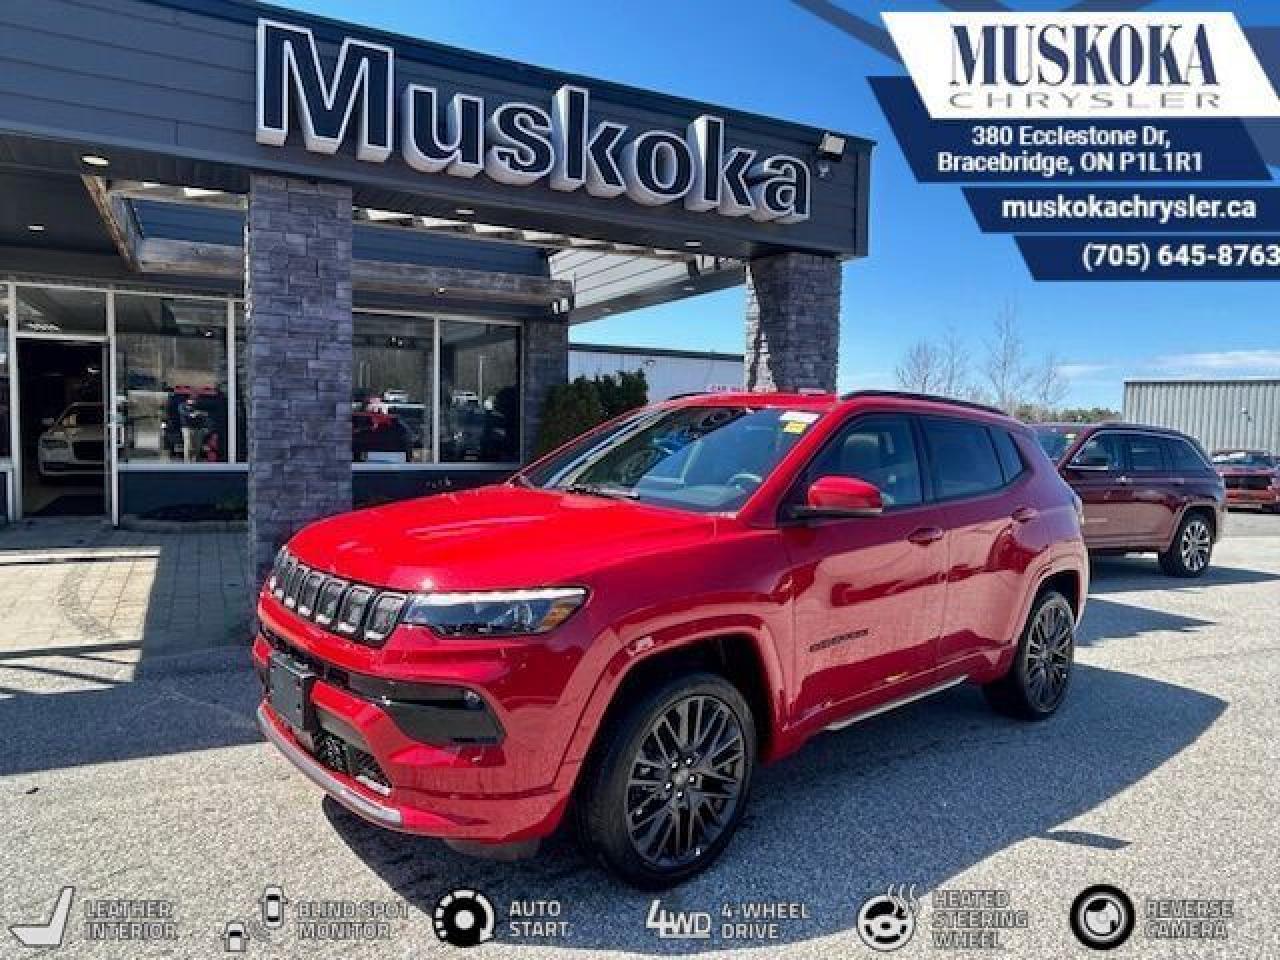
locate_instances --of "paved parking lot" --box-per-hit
[2,513,1278,958]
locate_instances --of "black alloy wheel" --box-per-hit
[577,672,756,889]
[984,590,1075,721]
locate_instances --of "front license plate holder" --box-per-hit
[268,652,316,733]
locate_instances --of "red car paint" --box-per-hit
[256,392,1088,847]
[1211,449,1280,512]
[1033,423,1226,553]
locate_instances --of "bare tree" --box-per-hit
[895,340,944,393]
[936,326,969,397]
[894,304,1074,419]
[1029,350,1069,419]
[896,326,970,397]
[983,302,1031,414]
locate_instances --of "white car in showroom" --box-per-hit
[37,402,105,478]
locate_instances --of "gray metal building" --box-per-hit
[1124,379,1280,453]
[569,343,745,401]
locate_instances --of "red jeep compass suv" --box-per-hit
[1034,423,1225,577]
[255,391,1088,887]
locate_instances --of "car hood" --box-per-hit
[287,484,720,592]
[42,425,103,442]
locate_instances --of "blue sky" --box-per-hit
[285,0,1279,409]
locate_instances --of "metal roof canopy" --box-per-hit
[0,0,872,264]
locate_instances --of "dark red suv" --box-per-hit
[255,391,1087,887]
[1034,423,1225,577]
[1211,449,1280,513]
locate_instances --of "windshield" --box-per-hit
[1033,426,1079,463]
[520,405,822,514]
[59,405,104,427]
[1212,450,1274,467]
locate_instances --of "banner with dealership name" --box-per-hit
[870,9,1280,281]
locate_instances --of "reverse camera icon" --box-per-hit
[9,886,74,949]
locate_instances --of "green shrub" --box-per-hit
[535,370,648,455]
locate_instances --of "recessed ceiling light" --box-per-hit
[684,240,702,248]
[454,207,476,216]
[27,223,45,232]
[80,154,110,168]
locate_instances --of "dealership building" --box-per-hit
[0,0,871,578]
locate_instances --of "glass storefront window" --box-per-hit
[439,320,520,463]
[1,298,8,459]
[235,304,246,462]
[115,295,229,463]
[16,286,106,336]
[353,313,434,463]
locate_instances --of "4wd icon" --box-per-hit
[255,19,812,223]
[645,900,712,940]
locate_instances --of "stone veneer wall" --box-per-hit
[244,174,353,585]
[521,317,570,459]
[745,253,842,392]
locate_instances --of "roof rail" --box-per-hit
[840,389,1008,417]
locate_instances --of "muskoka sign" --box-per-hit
[883,12,1280,119]
[255,19,812,223]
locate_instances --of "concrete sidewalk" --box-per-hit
[0,519,251,685]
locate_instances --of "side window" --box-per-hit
[1126,434,1167,473]
[808,415,923,508]
[922,418,1005,500]
[991,428,1026,483]
[1166,438,1208,473]
[1070,432,1124,470]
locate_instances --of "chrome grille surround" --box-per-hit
[268,550,406,647]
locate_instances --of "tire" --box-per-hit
[1158,511,1214,577]
[575,671,756,889]
[983,590,1075,722]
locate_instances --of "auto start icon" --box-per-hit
[432,889,496,948]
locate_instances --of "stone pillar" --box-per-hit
[744,252,842,392]
[245,175,353,585]
[521,317,570,460]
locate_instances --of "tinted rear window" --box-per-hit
[923,418,1005,499]
[1168,438,1210,472]
[1126,435,1167,473]
[991,429,1026,483]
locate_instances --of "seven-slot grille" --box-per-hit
[269,550,406,647]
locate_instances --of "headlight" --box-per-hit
[267,547,289,594]
[402,587,587,637]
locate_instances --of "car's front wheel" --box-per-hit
[983,590,1075,721]
[576,672,756,889]
[1158,512,1213,577]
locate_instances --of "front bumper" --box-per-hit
[1225,488,1280,508]
[251,597,590,843]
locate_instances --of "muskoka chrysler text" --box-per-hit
[254,391,1088,887]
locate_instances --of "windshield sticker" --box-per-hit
[783,420,810,434]
[780,411,821,424]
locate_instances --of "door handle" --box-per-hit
[906,526,945,546]
[1011,506,1038,523]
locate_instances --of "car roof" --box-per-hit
[662,389,1021,424]
[1036,421,1195,440]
